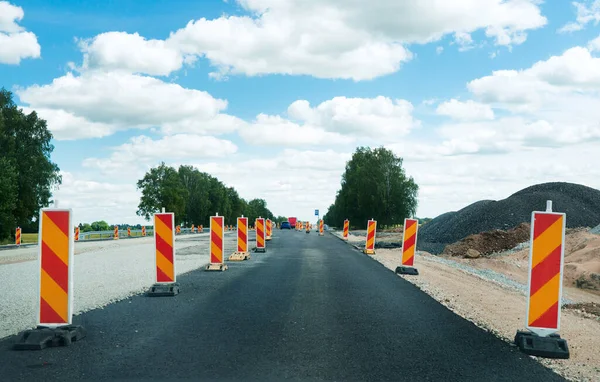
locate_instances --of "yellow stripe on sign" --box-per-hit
[155,216,173,247]
[211,242,222,260]
[42,213,69,265]
[367,237,374,248]
[405,222,417,240]
[156,249,174,280]
[403,244,415,257]
[212,220,223,240]
[40,269,68,322]
[528,273,561,325]
[531,217,563,268]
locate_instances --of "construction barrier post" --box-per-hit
[256,217,266,252]
[319,219,324,236]
[74,227,80,242]
[396,218,419,275]
[206,213,228,271]
[176,225,181,235]
[363,219,377,255]
[191,224,195,233]
[148,212,179,296]
[15,227,21,245]
[229,216,250,261]
[515,200,569,359]
[142,226,146,237]
[266,219,272,241]
[127,227,131,237]
[114,225,119,240]
[343,219,349,240]
[199,225,203,233]
[305,221,310,234]
[14,209,86,350]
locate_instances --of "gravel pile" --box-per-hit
[418,182,600,255]
[591,224,600,235]
[0,233,239,340]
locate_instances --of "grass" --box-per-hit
[0,233,38,245]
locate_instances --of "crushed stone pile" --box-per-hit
[442,223,530,258]
[418,182,600,255]
[591,223,600,235]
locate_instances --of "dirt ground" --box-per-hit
[369,247,600,382]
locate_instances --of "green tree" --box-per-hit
[324,146,418,229]
[90,220,109,231]
[0,88,61,240]
[80,223,93,232]
[136,162,187,221]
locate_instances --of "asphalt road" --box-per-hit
[0,229,564,381]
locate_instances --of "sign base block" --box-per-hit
[228,252,249,261]
[514,330,570,359]
[254,247,266,253]
[205,263,228,271]
[395,266,419,275]
[14,325,86,350]
[363,249,375,255]
[266,236,272,241]
[148,283,180,297]
[319,233,324,236]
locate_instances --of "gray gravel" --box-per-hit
[590,223,600,235]
[418,182,600,254]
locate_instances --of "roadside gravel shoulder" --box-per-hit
[330,231,600,381]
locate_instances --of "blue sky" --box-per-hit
[2,0,600,225]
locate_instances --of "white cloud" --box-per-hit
[436,46,444,54]
[588,35,600,51]
[20,107,117,140]
[436,99,495,121]
[558,0,600,33]
[78,32,186,76]
[76,0,546,80]
[0,1,40,64]
[82,134,238,177]
[238,96,419,146]
[16,71,242,139]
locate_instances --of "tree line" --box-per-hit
[324,147,419,229]
[136,163,276,227]
[0,89,61,241]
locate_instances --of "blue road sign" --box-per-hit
[315,209,319,216]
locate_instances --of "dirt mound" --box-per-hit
[442,223,530,258]
[418,182,600,254]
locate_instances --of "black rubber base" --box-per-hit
[255,248,266,253]
[395,266,419,275]
[14,325,86,350]
[147,283,180,297]
[514,331,570,359]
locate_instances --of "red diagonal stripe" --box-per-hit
[367,227,375,240]
[403,234,416,251]
[239,229,247,243]
[403,255,414,266]
[530,244,562,296]
[41,241,68,293]
[405,219,417,229]
[45,211,70,237]
[156,234,173,263]
[533,213,562,240]
[212,230,223,254]
[156,213,173,227]
[156,266,172,283]
[212,217,223,229]
[40,297,67,324]
[530,301,559,329]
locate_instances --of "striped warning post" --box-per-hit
[211,215,224,264]
[15,227,21,245]
[319,219,324,236]
[401,219,419,266]
[75,227,80,242]
[191,224,195,233]
[256,218,266,252]
[114,225,119,240]
[238,217,248,253]
[142,226,146,237]
[343,220,349,240]
[199,225,203,233]
[38,209,74,326]
[526,210,566,335]
[364,219,377,255]
[127,227,131,237]
[266,219,272,240]
[154,213,176,283]
[176,225,181,234]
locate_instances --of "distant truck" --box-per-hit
[288,217,297,227]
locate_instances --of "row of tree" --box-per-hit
[324,147,419,229]
[136,163,275,226]
[0,89,62,241]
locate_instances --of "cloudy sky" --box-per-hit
[2,0,600,225]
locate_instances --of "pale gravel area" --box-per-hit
[331,231,600,382]
[0,232,237,340]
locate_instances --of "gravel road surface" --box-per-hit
[0,230,564,381]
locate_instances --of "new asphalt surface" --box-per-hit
[0,229,565,381]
